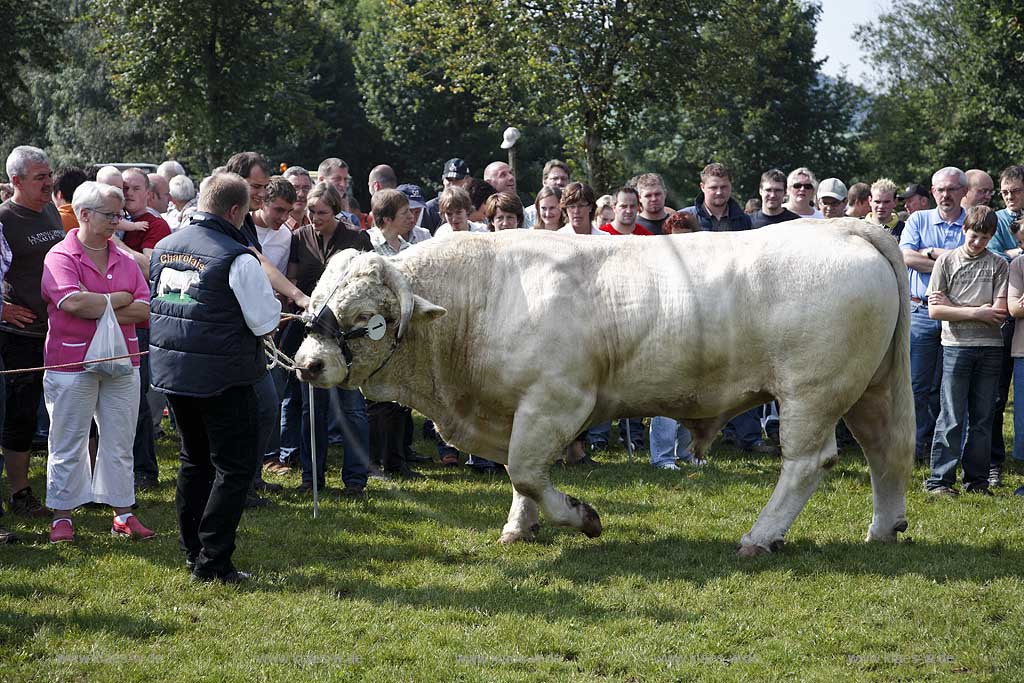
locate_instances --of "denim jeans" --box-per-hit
[252,371,278,470]
[910,303,943,458]
[298,383,329,487]
[587,418,646,448]
[328,388,369,489]
[649,416,693,467]
[723,407,762,449]
[990,317,1014,467]
[926,346,1001,491]
[264,365,292,463]
[132,327,159,482]
[278,373,302,465]
[1011,357,1024,462]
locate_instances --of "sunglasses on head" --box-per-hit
[791,183,814,191]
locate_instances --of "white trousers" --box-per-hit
[44,369,140,510]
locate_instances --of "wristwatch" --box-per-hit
[924,248,935,260]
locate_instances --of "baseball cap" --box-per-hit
[898,183,929,200]
[817,178,848,201]
[397,183,426,209]
[443,158,470,180]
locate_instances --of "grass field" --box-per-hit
[1,416,1023,682]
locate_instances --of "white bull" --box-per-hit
[293,219,914,555]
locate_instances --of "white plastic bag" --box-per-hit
[83,295,133,377]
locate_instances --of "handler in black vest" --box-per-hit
[149,172,281,583]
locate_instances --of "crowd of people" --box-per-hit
[1,141,1021,581]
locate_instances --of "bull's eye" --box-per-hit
[355,312,372,324]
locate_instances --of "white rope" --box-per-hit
[264,336,300,371]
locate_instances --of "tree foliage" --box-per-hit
[855,0,1024,181]
[92,0,323,169]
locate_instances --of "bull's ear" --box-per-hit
[412,295,446,323]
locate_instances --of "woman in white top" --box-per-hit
[558,182,603,235]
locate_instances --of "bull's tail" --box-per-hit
[838,220,914,541]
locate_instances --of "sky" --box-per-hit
[814,0,879,87]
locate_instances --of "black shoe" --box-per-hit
[405,449,431,464]
[135,477,159,491]
[294,481,326,493]
[339,486,366,499]
[254,479,283,493]
[988,466,1003,488]
[383,466,424,480]
[966,486,994,496]
[744,440,780,456]
[185,554,198,571]
[10,487,49,518]
[244,493,272,509]
[0,525,17,543]
[191,569,251,584]
[588,441,609,453]
[1014,486,1024,496]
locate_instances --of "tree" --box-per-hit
[92,0,323,170]
[371,0,708,190]
[0,0,64,135]
[855,0,1024,180]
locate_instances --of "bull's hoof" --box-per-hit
[866,519,908,543]
[580,504,602,538]
[499,523,538,545]
[737,543,771,558]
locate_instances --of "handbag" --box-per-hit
[82,294,133,377]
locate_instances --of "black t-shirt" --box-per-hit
[289,224,372,296]
[750,208,801,229]
[0,199,65,337]
[636,214,668,235]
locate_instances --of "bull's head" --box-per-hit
[293,250,446,388]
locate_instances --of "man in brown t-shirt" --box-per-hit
[0,146,66,525]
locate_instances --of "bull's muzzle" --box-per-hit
[296,358,324,383]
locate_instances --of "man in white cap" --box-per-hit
[816,178,848,218]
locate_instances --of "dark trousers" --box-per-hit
[990,317,1014,467]
[132,328,158,482]
[0,332,43,452]
[368,401,408,471]
[170,384,260,578]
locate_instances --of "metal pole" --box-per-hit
[309,383,319,518]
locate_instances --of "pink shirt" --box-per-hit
[41,229,150,372]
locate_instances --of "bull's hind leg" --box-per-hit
[499,393,601,544]
[739,406,838,556]
[843,388,913,543]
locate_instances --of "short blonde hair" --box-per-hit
[72,181,124,217]
[870,178,898,198]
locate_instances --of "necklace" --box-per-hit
[79,238,108,252]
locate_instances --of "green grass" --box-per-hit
[2,416,1023,682]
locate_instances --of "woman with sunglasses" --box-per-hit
[40,181,153,543]
[783,167,824,218]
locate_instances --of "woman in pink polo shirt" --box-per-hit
[41,181,152,544]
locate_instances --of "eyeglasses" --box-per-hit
[89,209,121,223]
[791,183,814,191]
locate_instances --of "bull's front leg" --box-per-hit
[499,390,601,543]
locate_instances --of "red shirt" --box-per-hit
[599,223,653,236]
[124,211,171,253]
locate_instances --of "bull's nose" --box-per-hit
[296,359,324,382]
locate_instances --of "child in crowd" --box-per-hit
[925,206,1008,495]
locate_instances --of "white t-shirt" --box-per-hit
[227,254,282,337]
[255,225,291,274]
[557,224,604,235]
[784,203,824,219]
[434,221,490,237]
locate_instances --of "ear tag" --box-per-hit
[367,314,387,341]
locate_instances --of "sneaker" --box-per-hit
[654,461,681,471]
[111,514,155,539]
[926,485,959,497]
[965,486,994,496]
[10,487,49,518]
[988,465,1003,488]
[50,518,74,543]
[191,568,252,584]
